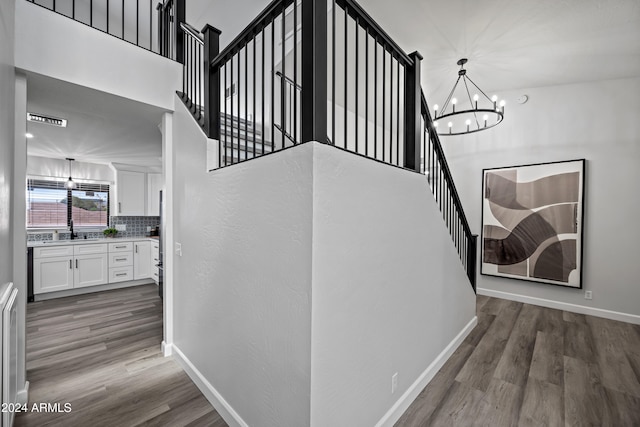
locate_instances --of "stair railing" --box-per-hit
[420,92,478,290]
[25,0,184,59]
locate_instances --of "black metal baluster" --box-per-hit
[293,0,298,143]
[343,5,347,149]
[136,0,139,46]
[374,42,377,159]
[231,56,234,164]
[224,63,228,166]
[271,21,275,152]
[198,40,201,118]
[397,61,400,166]
[365,30,368,157]
[332,0,336,146]
[149,0,152,51]
[354,18,358,153]
[389,54,393,163]
[237,51,241,161]
[245,45,248,160]
[122,0,124,39]
[107,0,110,35]
[72,0,75,20]
[262,28,265,155]
[281,8,285,149]
[382,47,386,162]
[253,37,256,157]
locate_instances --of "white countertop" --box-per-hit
[28,236,159,247]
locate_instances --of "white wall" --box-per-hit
[442,76,640,321]
[27,155,114,183]
[171,96,313,427]
[14,0,181,111]
[310,143,476,427]
[0,0,16,299]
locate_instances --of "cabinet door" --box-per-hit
[133,241,151,280]
[146,173,162,216]
[74,254,109,288]
[34,256,73,294]
[117,171,146,216]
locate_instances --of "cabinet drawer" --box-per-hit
[109,252,133,267]
[74,244,108,255]
[109,266,134,283]
[34,246,74,259]
[109,242,133,252]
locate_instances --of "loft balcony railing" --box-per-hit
[173,0,477,289]
[25,0,184,61]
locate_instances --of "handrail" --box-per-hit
[276,71,302,90]
[420,90,473,237]
[211,0,296,69]
[181,22,204,45]
[335,0,413,66]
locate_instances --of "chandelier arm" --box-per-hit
[462,77,481,129]
[464,75,493,102]
[441,75,461,113]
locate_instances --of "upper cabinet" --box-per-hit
[146,173,162,217]
[115,170,146,216]
[112,167,162,217]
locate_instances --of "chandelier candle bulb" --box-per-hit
[434,104,438,118]
[500,100,506,113]
[483,114,488,127]
[452,98,457,113]
[473,94,479,109]
[448,121,453,134]
[465,119,471,132]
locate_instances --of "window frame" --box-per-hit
[26,177,111,230]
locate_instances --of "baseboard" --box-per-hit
[161,340,173,357]
[375,315,478,427]
[172,344,249,427]
[478,288,640,325]
[17,381,29,405]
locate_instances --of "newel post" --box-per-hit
[468,234,478,293]
[301,0,328,143]
[174,0,186,63]
[202,25,222,140]
[404,51,423,172]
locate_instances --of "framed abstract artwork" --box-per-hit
[481,159,585,288]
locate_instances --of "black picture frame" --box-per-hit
[480,159,586,288]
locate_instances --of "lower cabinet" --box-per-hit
[33,244,108,294]
[133,241,151,280]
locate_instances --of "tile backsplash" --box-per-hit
[27,216,160,241]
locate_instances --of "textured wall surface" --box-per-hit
[310,143,476,427]
[172,97,313,427]
[14,1,181,110]
[0,0,16,292]
[443,76,640,318]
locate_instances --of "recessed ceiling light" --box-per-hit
[27,112,68,127]
[25,133,34,138]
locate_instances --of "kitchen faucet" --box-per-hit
[69,219,78,240]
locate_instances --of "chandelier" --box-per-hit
[432,58,504,136]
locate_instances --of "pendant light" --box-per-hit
[65,158,77,189]
[432,58,504,136]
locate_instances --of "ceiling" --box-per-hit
[26,72,165,167]
[26,0,640,166]
[188,0,640,104]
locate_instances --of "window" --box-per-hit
[27,179,110,228]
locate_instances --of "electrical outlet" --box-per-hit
[584,291,592,300]
[391,373,398,394]
[115,224,126,231]
[175,242,182,257]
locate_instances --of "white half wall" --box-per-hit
[14,0,181,111]
[171,95,313,427]
[442,76,640,321]
[310,143,476,427]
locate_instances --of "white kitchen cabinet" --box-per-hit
[147,173,162,216]
[133,241,151,280]
[33,243,109,293]
[115,170,146,216]
[73,254,109,288]
[33,256,74,294]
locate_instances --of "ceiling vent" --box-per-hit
[27,112,68,128]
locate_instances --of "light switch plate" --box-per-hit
[175,242,182,257]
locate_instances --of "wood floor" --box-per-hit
[15,287,640,426]
[15,284,227,427]
[395,295,640,427]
